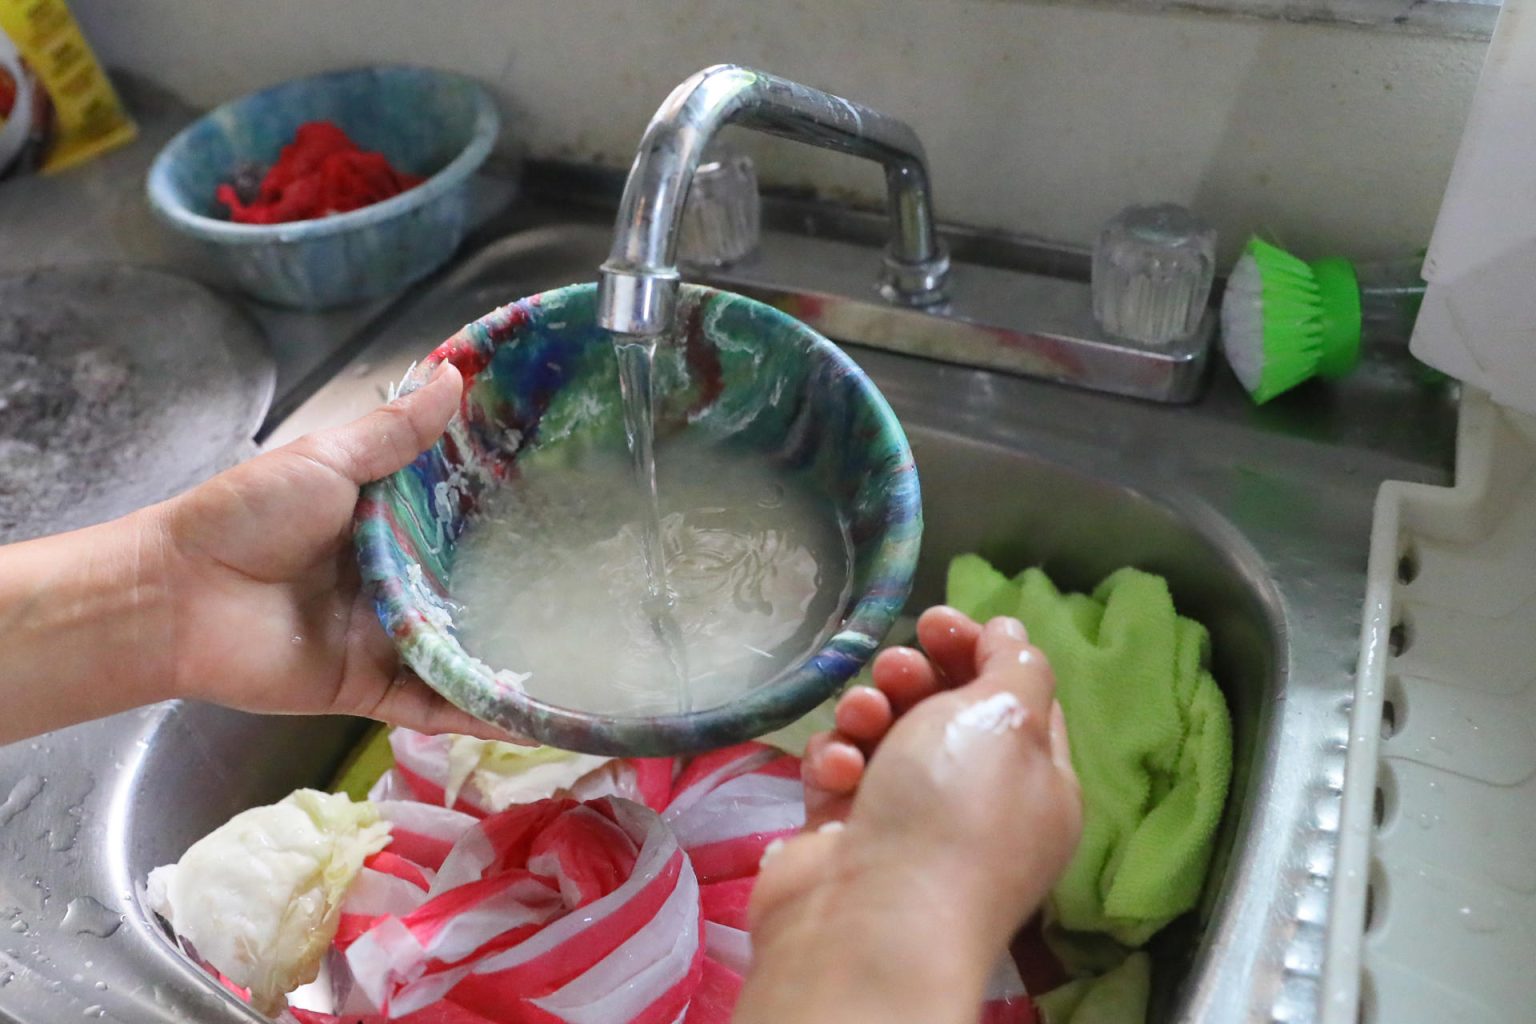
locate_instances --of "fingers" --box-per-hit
[801,732,860,830]
[915,606,984,686]
[803,731,865,795]
[811,611,1013,796]
[800,686,886,830]
[296,360,463,486]
[367,669,533,744]
[973,615,1028,665]
[972,616,1057,725]
[833,686,893,745]
[869,647,942,713]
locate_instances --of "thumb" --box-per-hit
[971,615,1057,724]
[301,361,462,485]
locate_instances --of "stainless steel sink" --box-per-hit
[0,208,1454,1023]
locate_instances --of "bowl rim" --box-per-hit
[356,282,923,756]
[145,64,500,244]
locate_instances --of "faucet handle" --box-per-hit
[1091,203,1215,346]
[679,150,761,267]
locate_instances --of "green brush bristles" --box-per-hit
[1220,237,1362,404]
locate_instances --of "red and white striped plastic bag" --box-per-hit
[343,795,703,1022]
[662,743,803,885]
[295,739,1036,1023]
[372,800,479,871]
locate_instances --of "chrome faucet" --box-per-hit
[597,64,950,338]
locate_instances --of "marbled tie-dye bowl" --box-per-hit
[355,283,922,756]
[147,66,498,310]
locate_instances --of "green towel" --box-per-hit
[947,556,1232,954]
[1034,953,1151,1024]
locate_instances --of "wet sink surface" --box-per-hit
[0,213,1454,1024]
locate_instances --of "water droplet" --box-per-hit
[71,973,83,983]
[8,920,25,934]
[48,820,80,853]
[62,897,122,939]
[0,776,45,827]
[94,981,107,991]
[290,634,304,644]
[83,1004,105,1018]
[0,972,12,987]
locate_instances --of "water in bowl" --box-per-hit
[449,433,853,717]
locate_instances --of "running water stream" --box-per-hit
[613,336,694,712]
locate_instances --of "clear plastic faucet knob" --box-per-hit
[1091,203,1215,346]
[679,149,761,267]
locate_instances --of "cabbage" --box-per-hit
[443,734,611,811]
[145,789,390,1014]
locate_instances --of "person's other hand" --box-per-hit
[152,361,512,740]
[759,608,1081,954]
[736,609,1081,1024]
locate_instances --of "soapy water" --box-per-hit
[450,435,852,717]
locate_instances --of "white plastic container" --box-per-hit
[1324,3,1536,1019]
[1325,389,1536,1023]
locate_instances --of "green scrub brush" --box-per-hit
[1220,237,1426,404]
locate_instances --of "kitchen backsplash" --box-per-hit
[72,0,1484,263]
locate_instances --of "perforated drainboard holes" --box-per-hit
[1371,762,1397,830]
[1364,859,1388,935]
[1388,612,1412,658]
[1380,674,1407,741]
[1396,544,1419,586]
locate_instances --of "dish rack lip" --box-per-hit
[1322,386,1521,1023]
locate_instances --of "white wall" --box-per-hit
[73,0,1486,263]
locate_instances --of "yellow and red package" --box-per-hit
[0,0,135,179]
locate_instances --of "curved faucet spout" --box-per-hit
[597,64,949,337]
